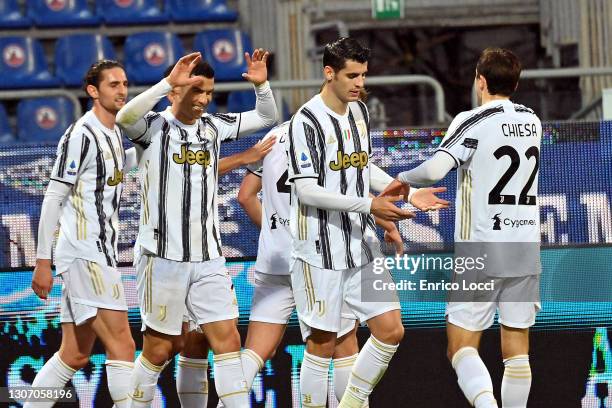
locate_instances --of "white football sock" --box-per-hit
[451,347,498,408]
[106,360,134,408]
[338,336,398,408]
[23,353,77,408]
[300,351,331,407]
[177,356,209,408]
[213,351,249,408]
[501,355,531,408]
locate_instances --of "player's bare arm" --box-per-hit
[219,136,276,175]
[238,173,263,228]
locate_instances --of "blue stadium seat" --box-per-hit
[28,0,100,27]
[0,37,60,89]
[0,103,15,143]
[97,0,168,25]
[0,0,31,28]
[194,29,253,81]
[17,97,74,142]
[124,32,184,85]
[168,0,238,22]
[55,34,116,87]
[227,90,255,113]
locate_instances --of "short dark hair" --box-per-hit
[476,48,522,96]
[323,37,370,72]
[83,59,124,91]
[163,60,215,80]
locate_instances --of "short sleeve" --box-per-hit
[286,113,321,182]
[436,111,479,168]
[50,126,92,185]
[246,162,263,177]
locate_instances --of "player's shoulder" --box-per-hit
[208,112,239,127]
[512,103,540,122]
[294,94,325,120]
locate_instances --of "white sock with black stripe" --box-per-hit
[501,355,531,408]
[106,360,134,408]
[300,351,331,407]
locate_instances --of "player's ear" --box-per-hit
[323,66,335,82]
[86,84,99,99]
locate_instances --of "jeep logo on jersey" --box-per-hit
[173,145,211,167]
[329,151,368,171]
[3,44,25,68]
[107,168,124,186]
[46,0,66,11]
[36,107,58,129]
[212,39,235,63]
[144,43,166,66]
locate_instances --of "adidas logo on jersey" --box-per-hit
[326,133,336,144]
[173,145,211,167]
[329,151,368,171]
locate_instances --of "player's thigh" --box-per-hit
[186,257,239,328]
[90,308,135,360]
[201,319,241,354]
[446,319,484,359]
[58,322,97,369]
[136,255,190,336]
[334,320,360,358]
[290,259,344,334]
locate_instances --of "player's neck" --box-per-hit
[92,105,116,130]
[320,87,348,116]
[481,93,510,106]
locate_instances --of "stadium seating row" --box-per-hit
[0,0,237,28]
[0,29,253,88]
[0,92,262,143]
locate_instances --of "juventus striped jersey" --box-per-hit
[437,99,541,249]
[118,80,278,262]
[50,110,127,269]
[287,94,379,271]
[247,122,292,275]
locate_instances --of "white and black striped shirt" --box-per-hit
[287,95,378,271]
[51,110,126,268]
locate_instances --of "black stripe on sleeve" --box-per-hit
[55,122,76,178]
[440,106,504,149]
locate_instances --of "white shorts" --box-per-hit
[59,259,127,326]
[291,259,400,339]
[251,271,358,341]
[446,274,541,331]
[136,255,238,336]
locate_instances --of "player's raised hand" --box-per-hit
[370,195,415,222]
[242,136,276,165]
[32,259,53,300]
[166,52,204,88]
[380,179,410,201]
[410,186,450,211]
[242,48,269,86]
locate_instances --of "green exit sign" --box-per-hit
[372,0,404,20]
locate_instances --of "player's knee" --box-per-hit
[61,351,90,370]
[377,323,404,345]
